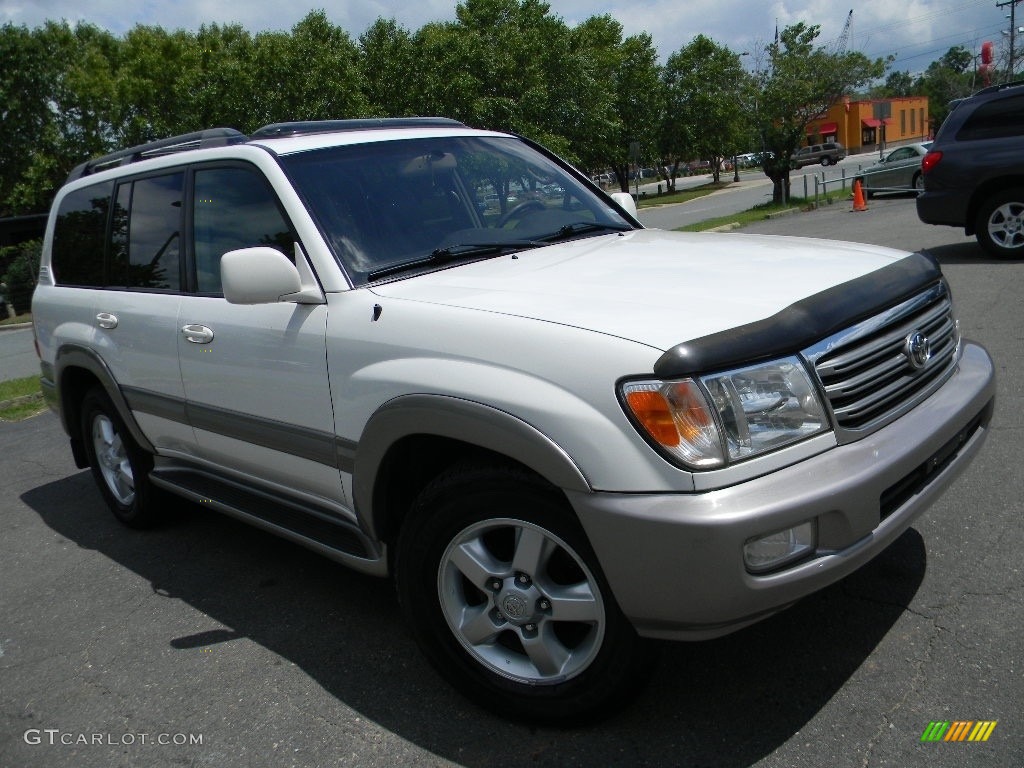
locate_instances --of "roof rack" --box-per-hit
[65,127,248,183]
[972,79,1024,97]
[63,119,470,184]
[250,117,466,139]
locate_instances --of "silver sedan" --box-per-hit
[858,142,932,197]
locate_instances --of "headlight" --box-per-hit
[621,356,829,470]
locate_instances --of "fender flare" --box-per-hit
[53,344,156,455]
[353,394,591,540]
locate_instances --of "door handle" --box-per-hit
[96,312,118,329]
[181,324,214,344]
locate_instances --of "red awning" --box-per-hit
[862,118,882,128]
[806,121,839,135]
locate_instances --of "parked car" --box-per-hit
[917,80,1024,258]
[856,142,932,197]
[33,118,995,722]
[735,152,760,168]
[791,142,846,168]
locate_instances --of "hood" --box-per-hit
[369,229,915,351]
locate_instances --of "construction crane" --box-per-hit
[835,9,854,53]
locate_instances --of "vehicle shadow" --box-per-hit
[22,474,926,768]
[921,241,1008,265]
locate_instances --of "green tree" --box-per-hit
[662,35,750,185]
[881,70,914,97]
[409,21,481,125]
[610,33,663,191]
[939,45,973,74]
[115,25,197,143]
[251,12,368,126]
[359,19,417,117]
[1,22,123,214]
[178,24,258,131]
[1,239,41,315]
[0,24,53,215]
[569,16,661,192]
[754,23,886,203]
[914,46,975,130]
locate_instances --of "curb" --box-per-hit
[0,393,43,409]
[764,208,800,220]
[0,322,32,332]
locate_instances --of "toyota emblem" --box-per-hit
[904,331,931,370]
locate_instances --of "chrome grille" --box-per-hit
[805,281,958,436]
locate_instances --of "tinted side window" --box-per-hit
[957,94,1024,141]
[109,172,184,290]
[51,181,113,287]
[193,166,295,294]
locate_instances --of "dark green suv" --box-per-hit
[917,81,1024,258]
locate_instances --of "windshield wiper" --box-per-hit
[368,240,544,281]
[538,222,634,242]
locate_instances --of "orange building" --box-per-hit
[804,95,930,153]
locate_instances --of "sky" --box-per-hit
[1,0,1015,75]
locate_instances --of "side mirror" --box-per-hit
[221,247,302,304]
[609,191,638,219]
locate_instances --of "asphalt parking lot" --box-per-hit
[2,194,1021,767]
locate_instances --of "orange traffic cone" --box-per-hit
[852,179,868,212]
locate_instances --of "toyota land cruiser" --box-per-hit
[32,118,995,721]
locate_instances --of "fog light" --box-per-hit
[744,521,816,573]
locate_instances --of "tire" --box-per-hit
[912,172,923,193]
[395,463,657,722]
[821,156,832,167]
[975,188,1024,259]
[80,387,165,528]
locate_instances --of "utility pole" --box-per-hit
[997,0,1022,80]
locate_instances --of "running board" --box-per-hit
[149,466,387,577]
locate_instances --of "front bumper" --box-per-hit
[571,342,995,641]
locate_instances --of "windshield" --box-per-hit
[280,135,635,285]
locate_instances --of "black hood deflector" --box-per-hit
[654,252,942,378]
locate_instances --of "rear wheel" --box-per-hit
[80,388,165,528]
[821,156,832,166]
[975,189,1024,259]
[395,463,656,722]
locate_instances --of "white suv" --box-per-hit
[32,119,995,721]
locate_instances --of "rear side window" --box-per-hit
[51,181,114,287]
[109,172,184,290]
[957,94,1024,141]
[192,166,295,294]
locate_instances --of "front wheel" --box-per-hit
[395,464,656,722]
[821,156,832,166]
[975,189,1024,259]
[912,172,924,193]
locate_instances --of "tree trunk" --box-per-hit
[612,163,630,193]
[763,160,792,205]
[768,173,792,205]
[662,161,681,193]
